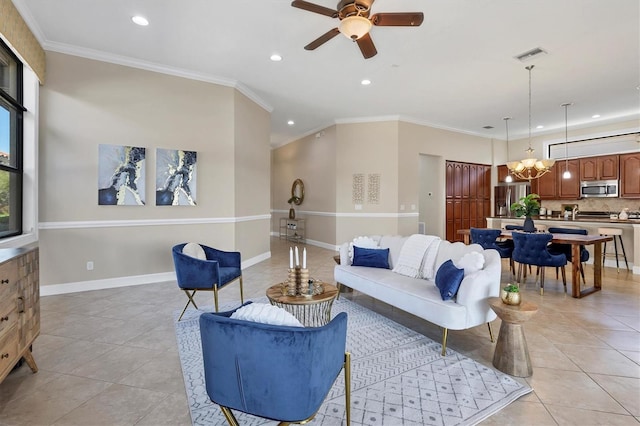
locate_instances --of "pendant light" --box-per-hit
[506,65,555,180]
[561,102,572,179]
[503,117,513,182]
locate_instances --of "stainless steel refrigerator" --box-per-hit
[494,183,531,217]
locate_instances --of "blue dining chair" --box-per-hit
[200,303,351,425]
[547,227,589,285]
[172,243,244,320]
[470,228,515,276]
[512,232,567,295]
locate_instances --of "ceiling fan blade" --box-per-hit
[291,0,338,18]
[371,12,424,27]
[304,28,340,50]
[356,33,377,59]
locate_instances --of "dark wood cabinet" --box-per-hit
[534,159,580,200]
[557,159,580,199]
[497,164,528,183]
[533,167,557,199]
[445,161,490,242]
[620,152,640,198]
[580,155,619,181]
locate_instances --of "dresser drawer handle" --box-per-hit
[1,353,8,359]
[0,279,8,284]
[0,316,8,321]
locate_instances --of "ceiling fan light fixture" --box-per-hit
[338,16,372,40]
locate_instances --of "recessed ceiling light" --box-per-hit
[287,120,295,126]
[361,79,371,85]
[270,54,282,62]
[536,125,544,129]
[132,16,149,26]
[592,114,601,118]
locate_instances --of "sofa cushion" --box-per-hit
[352,246,390,269]
[348,236,380,263]
[435,260,464,301]
[378,235,409,269]
[182,242,207,260]
[230,303,303,327]
[453,251,485,275]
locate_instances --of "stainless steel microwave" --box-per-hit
[580,180,619,198]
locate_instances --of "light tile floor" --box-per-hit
[1,237,638,425]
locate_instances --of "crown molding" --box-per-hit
[42,40,273,113]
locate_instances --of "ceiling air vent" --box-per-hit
[483,125,494,129]
[515,47,547,62]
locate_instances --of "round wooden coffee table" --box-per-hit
[488,297,538,377]
[266,282,338,327]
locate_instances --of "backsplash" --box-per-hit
[541,198,640,214]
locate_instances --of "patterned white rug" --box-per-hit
[175,297,532,425]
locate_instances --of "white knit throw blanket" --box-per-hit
[393,235,441,279]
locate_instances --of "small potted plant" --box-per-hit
[501,284,521,306]
[510,193,540,233]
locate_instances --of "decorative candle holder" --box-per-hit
[298,268,309,295]
[287,268,298,296]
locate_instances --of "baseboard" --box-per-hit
[40,250,272,296]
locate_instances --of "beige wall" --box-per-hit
[233,91,271,258]
[271,126,338,245]
[39,52,270,286]
[271,120,497,245]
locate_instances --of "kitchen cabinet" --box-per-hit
[533,159,580,200]
[557,159,581,199]
[533,167,557,199]
[446,161,490,241]
[0,246,39,384]
[497,165,528,183]
[620,152,640,198]
[580,155,619,181]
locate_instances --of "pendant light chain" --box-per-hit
[527,65,534,150]
[562,102,573,179]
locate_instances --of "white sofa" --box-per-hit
[334,235,501,355]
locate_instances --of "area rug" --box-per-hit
[174,297,532,426]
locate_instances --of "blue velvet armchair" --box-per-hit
[470,228,515,276]
[512,232,567,295]
[200,304,351,425]
[547,227,589,285]
[172,243,244,320]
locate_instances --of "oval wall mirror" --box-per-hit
[291,179,304,205]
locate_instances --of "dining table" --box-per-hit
[457,229,613,298]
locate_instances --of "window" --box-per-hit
[0,39,24,239]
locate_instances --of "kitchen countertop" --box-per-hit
[492,216,640,225]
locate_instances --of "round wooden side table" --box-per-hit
[266,282,338,327]
[488,297,538,377]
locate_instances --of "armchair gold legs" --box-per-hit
[178,290,199,321]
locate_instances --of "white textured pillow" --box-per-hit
[348,236,379,263]
[182,242,206,260]
[453,252,485,275]
[230,303,304,327]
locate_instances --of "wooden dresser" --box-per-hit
[0,244,39,383]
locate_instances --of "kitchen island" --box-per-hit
[486,216,638,274]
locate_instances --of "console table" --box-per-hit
[279,218,306,243]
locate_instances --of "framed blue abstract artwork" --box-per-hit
[155,148,197,206]
[98,144,146,205]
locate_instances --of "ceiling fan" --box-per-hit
[291,0,424,59]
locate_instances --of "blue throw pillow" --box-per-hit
[352,246,390,269]
[435,260,465,301]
